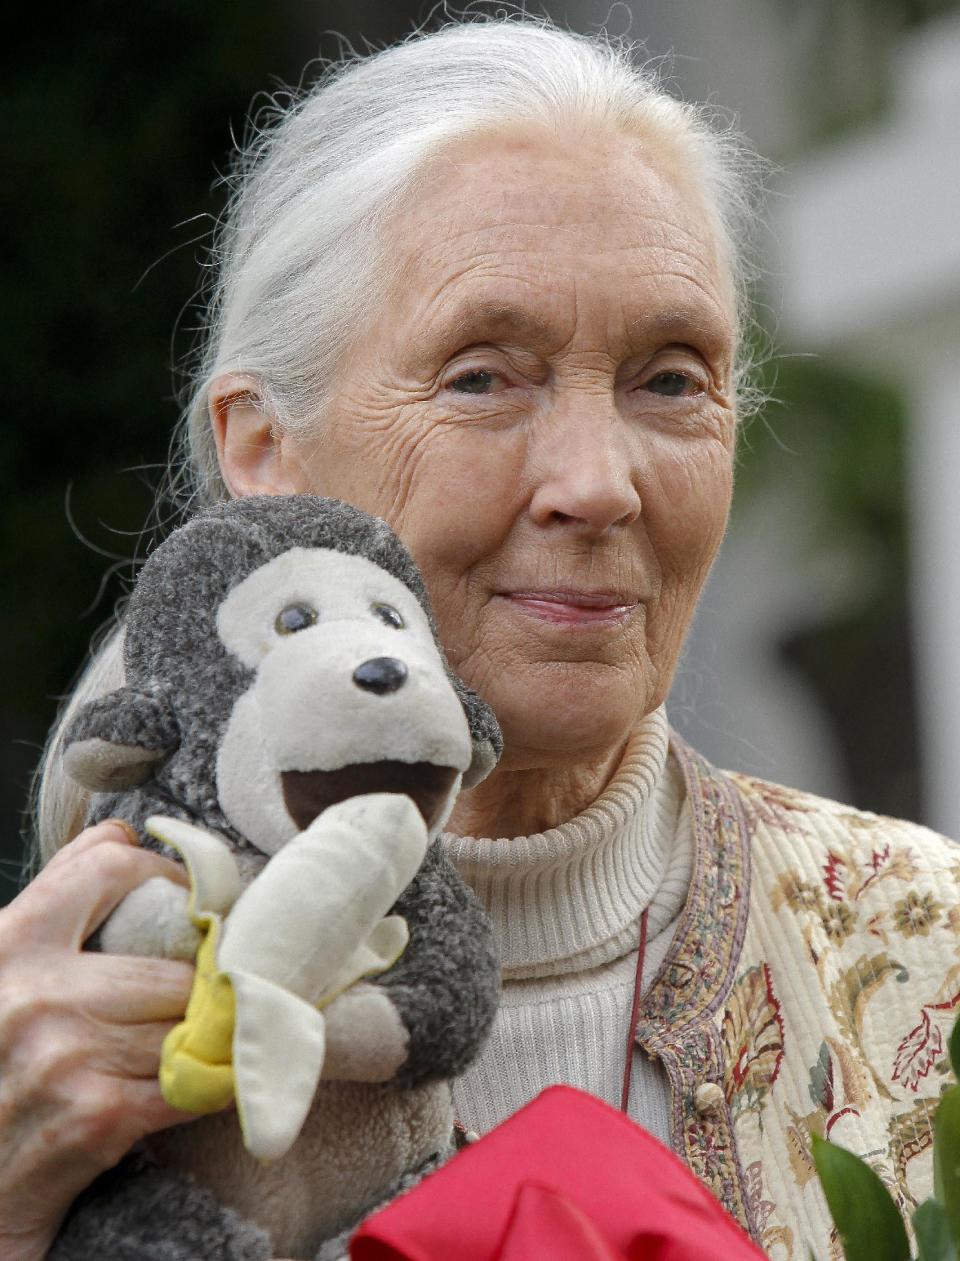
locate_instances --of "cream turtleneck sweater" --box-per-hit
[442,706,693,1144]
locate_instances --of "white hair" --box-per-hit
[31,624,126,868]
[175,15,764,512]
[33,15,765,863]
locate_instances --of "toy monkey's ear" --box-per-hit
[62,686,180,793]
[450,676,502,789]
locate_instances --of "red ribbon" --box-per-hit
[350,1086,767,1261]
[493,1182,633,1261]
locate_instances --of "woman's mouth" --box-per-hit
[500,590,640,626]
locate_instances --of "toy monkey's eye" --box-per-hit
[371,602,404,630]
[275,603,318,635]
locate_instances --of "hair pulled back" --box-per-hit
[175,15,763,512]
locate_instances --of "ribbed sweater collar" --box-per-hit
[441,707,684,979]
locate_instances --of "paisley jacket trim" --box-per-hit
[635,736,755,1234]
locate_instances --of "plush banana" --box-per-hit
[154,792,427,1160]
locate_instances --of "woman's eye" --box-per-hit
[643,371,699,397]
[371,602,404,629]
[275,603,318,635]
[449,369,495,395]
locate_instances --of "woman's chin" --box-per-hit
[488,662,662,761]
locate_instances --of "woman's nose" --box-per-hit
[527,401,642,534]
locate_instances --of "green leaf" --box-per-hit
[949,1014,960,1082]
[914,1199,958,1261]
[811,1133,910,1261]
[934,1087,960,1246]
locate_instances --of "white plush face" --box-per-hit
[215,547,472,854]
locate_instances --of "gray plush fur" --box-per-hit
[54,495,501,1260]
[312,1145,453,1261]
[49,1154,273,1261]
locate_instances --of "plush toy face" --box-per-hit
[63,496,502,855]
[216,547,472,855]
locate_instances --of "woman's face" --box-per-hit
[280,131,737,766]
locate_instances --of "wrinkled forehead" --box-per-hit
[377,130,736,360]
[216,547,433,668]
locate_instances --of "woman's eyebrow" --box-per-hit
[409,299,563,361]
[408,299,734,365]
[438,299,732,351]
[447,299,559,344]
[628,304,734,353]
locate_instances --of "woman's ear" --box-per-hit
[210,373,308,498]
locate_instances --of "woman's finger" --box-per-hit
[120,1074,205,1134]
[82,1019,182,1081]
[6,832,189,949]
[42,818,138,868]
[0,1012,202,1151]
[0,1064,202,1199]
[0,976,187,1085]
[4,1010,181,1083]
[70,952,195,1023]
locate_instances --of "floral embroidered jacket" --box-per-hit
[639,739,960,1260]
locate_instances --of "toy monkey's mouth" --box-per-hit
[281,762,459,832]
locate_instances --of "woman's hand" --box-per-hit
[0,821,196,1261]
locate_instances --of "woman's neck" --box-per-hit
[448,741,628,840]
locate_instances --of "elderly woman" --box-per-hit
[1,18,957,1261]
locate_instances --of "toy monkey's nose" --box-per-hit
[352,656,408,695]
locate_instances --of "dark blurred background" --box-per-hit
[3,0,959,902]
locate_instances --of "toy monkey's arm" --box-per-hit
[319,982,411,1082]
[360,841,500,1089]
[98,875,199,960]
